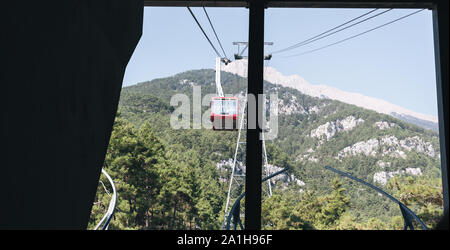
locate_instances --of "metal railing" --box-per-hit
[93,168,117,230]
[325,165,428,230]
[225,166,428,230]
[225,168,288,230]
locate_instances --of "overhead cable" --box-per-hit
[187,6,223,58]
[203,7,229,59]
[283,9,425,58]
[272,8,385,54]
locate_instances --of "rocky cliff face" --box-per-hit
[310,116,365,141]
[373,167,422,185]
[336,135,437,159]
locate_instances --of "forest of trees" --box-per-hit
[88,114,225,229]
[88,69,444,230]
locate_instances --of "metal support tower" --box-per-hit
[221,42,274,229]
[220,93,274,229]
[221,93,247,229]
[233,42,273,60]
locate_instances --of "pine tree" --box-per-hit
[88,116,165,229]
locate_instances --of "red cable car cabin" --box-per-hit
[211,97,238,130]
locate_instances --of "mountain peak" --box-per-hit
[222,59,438,125]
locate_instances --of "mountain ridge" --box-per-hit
[222,59,438,131]
[117,68,442,228]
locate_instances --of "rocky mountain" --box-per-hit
[222,59,439,131]
[119,67,442,225]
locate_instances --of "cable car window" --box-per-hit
[213,99,237,115]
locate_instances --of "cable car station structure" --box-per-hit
[1,0,448,230]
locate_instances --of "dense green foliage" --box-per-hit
[88,114,224,229]
[89,69,444,230]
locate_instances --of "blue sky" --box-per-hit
[123,7,437,117]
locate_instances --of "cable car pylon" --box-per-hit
[220,45,274,229]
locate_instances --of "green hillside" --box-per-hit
[89,69,443,230]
